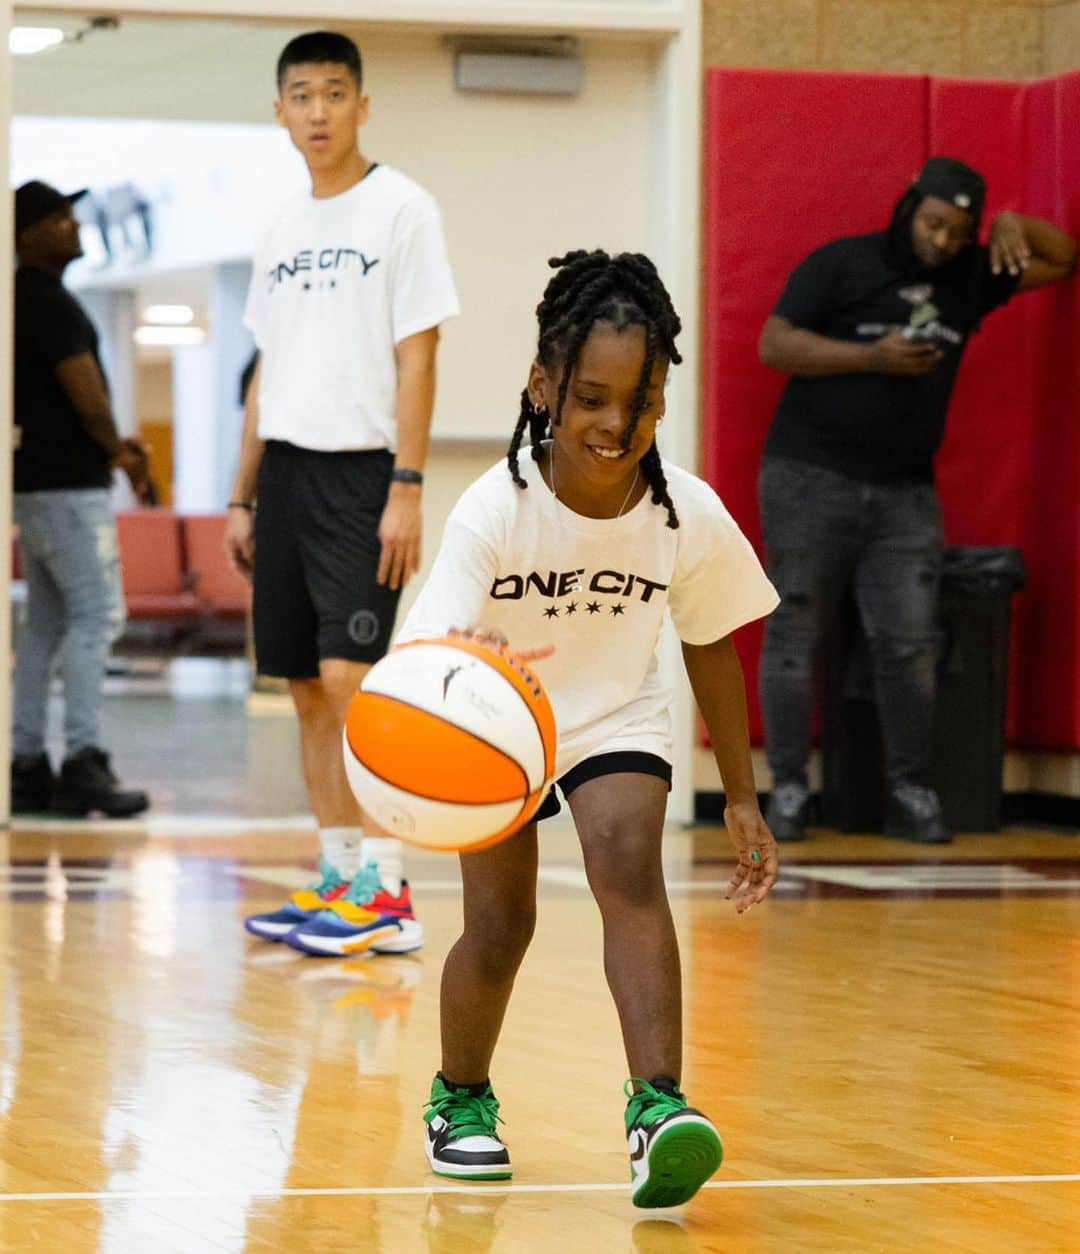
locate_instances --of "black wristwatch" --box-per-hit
[391,468,424,485]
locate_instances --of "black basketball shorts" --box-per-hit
[253,440,402,679]
[533,751,673,822]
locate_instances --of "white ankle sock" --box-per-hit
[361,836,404,895]
[319,827,365,880]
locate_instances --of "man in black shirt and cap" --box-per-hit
[11,180,149,817]
[757,156,1075,844]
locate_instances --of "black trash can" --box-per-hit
[820,546,1026,833]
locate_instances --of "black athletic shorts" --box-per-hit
[253,440,402,679]
[533,751,672,822]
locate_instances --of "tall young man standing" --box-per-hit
[227,32,458,952]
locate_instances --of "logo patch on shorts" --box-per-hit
[348,610,380,647]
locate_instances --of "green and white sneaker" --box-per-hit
[423,1073,512,1180]
[624,1077,723,1208]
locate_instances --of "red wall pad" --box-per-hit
[703,68,927,741]
[1015,75,1080,747]
[930,76,1080,748]
[702,68,1080,750]
[929,78,1033,745]
[929,77,1030,548]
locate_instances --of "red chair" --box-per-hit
[115,511,201,622]
[183,514,251,621]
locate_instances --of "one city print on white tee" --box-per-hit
[398,451,780,777]
[245,165,459,453]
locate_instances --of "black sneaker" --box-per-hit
[423,1073,511,1180]
[765,782,809,842]
[884,781,951,844]
[53,748,150,818]
[625,1077,723,1209]
[10,754,55,814]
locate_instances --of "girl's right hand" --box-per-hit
[448,627,554,665]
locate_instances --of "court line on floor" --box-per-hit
[1,1173,1077,1202]
[9,815,316,836]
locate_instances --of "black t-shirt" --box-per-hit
[764,231,1018,483]
[13,266,112,492]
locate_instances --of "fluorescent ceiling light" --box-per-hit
[134,325,206,347]
[142,304,195,326]
[9,27,65,56]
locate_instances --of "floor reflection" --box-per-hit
[1,696,1078,1251]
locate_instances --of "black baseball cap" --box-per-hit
[913,156,985,220]
[14,180,88,237]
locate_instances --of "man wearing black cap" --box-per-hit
[11,180,149,817]
[756,156,1075,844]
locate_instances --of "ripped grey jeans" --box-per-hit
[12,488,124,758]
[758,456,943,790]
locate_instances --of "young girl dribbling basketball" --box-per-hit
[398,250,780,1207]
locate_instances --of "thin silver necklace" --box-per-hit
[549,445,639,596]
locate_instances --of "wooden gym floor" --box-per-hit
[0,663,1077,1251]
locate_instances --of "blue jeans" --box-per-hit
[758,457,943,790]
[12,489,124,757]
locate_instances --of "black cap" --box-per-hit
[14,180,88,238]
[913,156,985,220]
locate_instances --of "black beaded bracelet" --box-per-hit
[227,501,254,511]
[391,468,424,485]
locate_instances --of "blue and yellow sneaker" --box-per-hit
[625,1077,723,1208]
[287,860,424,956]
[244,856,349,941]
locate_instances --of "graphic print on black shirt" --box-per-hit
[764,231,1018,484]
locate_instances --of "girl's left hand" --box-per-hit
[723,799,779,914]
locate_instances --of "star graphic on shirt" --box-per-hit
[586,602,601,615]
[610,603,625,616]
[564,602,578,616]
[543,606,560,619]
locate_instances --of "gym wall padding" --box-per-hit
[703,67,1080,751]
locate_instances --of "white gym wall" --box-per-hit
[4,0,702,821]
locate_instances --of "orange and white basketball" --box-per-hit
[343,636,557,853]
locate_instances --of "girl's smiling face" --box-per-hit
[528,321,668,513]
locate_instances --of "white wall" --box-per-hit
[5,3,702,819]
[367,33,659,439]
[14,29,659,441]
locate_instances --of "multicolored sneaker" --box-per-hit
[624,1078,723,1208]
[286,860,424,956]
[244,857,349,941]
[423,1073,511,1180]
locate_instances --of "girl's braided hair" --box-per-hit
[507,249,682,528]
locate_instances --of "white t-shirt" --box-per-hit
[244,165,459,452]
[398,451,780,776]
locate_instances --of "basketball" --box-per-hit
[342,635,557,853]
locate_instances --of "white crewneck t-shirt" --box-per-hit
[244,164,459,452]
[398,451,780,777]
